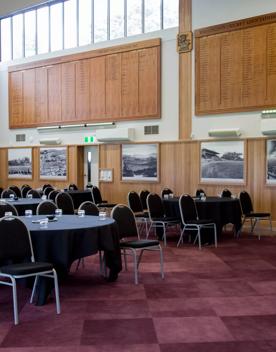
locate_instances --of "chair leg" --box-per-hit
[214,225,217,248]
[198,227,202,250]
[137,250,144,269]
[177,228,185,247]
[123,249,128,271]
[159,245,164,279]
[52,269,61,314]
[147,224,152,239]
[11,277,19,325]
[132,249,139,285]
[163,223,167,247]
[30,276,39,304]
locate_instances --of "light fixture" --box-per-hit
[261,109,276,119]
[37,122,115,132]
[39,138,62,145]
[208,128,241,138]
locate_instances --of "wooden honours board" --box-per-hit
[9,39,160,129]
[195,12,276,115]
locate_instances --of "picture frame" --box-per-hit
[266,139,276,185]
[39,146,68,180]
[8,148,33,179]
[99,168,113,183]
[200,140,246,184]
[121,143,159,182]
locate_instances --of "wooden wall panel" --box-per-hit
[76,60,90,121]
[90,57,106,119]
[47,65,62,124]
[23,69,36,126]
[35,67,48,124]
[61,62,76,122]
[106,54,121,118]
[9,71,23,128]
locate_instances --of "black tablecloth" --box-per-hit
[2,198,43,215]
[20,215,122,305]
[163,196,242,235]
[65,190,93,209]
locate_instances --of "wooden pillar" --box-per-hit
[179,0,192,140]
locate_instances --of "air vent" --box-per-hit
[16,134,26,142]
[144,125,159,135]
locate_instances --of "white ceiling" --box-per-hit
[0,0,43,16]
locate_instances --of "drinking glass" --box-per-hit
[55,208,63,217]
[78,209,85,217]
[99,211,106,220]
[25,209,33,217]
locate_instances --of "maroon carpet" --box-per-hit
[1,231,276,351]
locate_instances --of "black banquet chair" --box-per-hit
[36,200,58,215]
[42,184,52,192]
[146,193,180,246]
[91,186,116,208]
[0,216,61,325]
[128,191,149,237]
[68,183,78,191]
[196,189,206,197]
[44,186,54,198]
[178,194,217,250]
[21,186,32,198]
[161,187,173,198]
[239,191,272,239]
[55,192,75,214]
[0,201,18,217]
[27,189,41,199]
[139,189,150,212]
[78,201,99,215]
[221,189,232,198]
[48,190,60,203]
[111,204,164,285]
[1,188,16,199]
[9,186,21,198]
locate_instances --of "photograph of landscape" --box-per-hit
[121,144,159,182]
[201,141,244,183]
[40,147,67,180]
[267,139,276,184]
[8,148,32,179]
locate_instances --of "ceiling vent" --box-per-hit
[96,128,135,142]
[144,125,159,135]
[16,134,26,142]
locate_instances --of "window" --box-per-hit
[78,0,92,46]
[37,7,49,54]
[50,3,63,52]
[12,14,23,59]
[1,0,179,62]
[64,0,77,49]
[110,0,125,40]
[24,10,36,57]
[1,18,12,62]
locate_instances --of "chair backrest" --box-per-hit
[1,188,16,198]
[139,189,150,211]
[27,189,41,199]
[0,201,18,217]
[161,188,173,198]
[21,186,32,198]
[221,189,232,198]
[196,189,206,197]
[0,188,3,197]
[86,183,93,189]
[44,186,54,197]
[48,190,60,202]
[21,184,30,190]
[36,200,57,215]
[9,185,21,198]
[91,186,103,204]
[239,191,253,215]
[68,183,78,190]
[55,192,75,214]
[128,191,144,213]
[42,184,52,191]
[78,201,99,215]
[147,193,165,219]
[0,216,33,262]
[179,194,198,224]
[111,204,138,239]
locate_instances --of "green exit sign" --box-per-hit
[84,136,95,143]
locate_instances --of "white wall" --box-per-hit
[191,0,276,139]
[0,28,179,147]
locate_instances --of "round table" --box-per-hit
[2,198,43,215]
[163,196,242,235]
[20,215,122,305]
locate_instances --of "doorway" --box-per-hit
[84,146,99,188]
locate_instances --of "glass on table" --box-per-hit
[9,193,15,200]
[78,209,85,217]
[99,211,107,220]
[41,195,47,200]
[27,193,33,199]
[55,208,63,217]
[169,193,174,198]
[25,209,33,217]
[39,218,48,228]
[4,211,12,217]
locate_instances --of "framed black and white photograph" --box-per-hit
[200,140,245,184]
[8,148,32,179]
[40,147,67,180]
[121,144,159,182]
[266,139,276,185]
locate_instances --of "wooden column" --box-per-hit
[179,0,192,140]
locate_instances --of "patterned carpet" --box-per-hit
[1,230,276,351]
